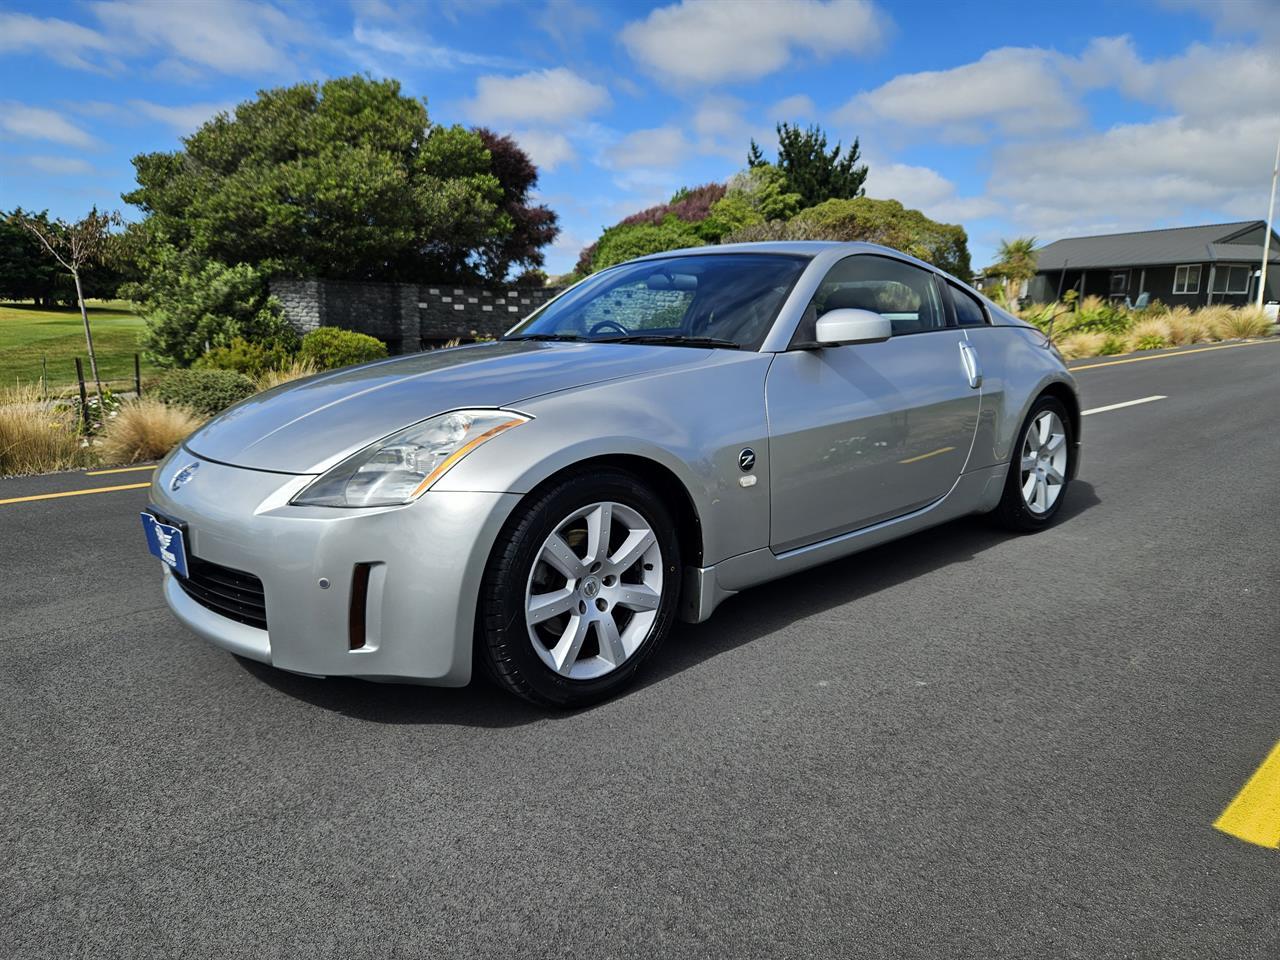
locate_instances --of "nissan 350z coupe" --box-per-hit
[142,242,1081,707]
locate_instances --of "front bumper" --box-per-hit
[150,451,520,685]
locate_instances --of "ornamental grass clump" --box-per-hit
[1164,307,1210,346]
[98,398,203,465]
[1206,306,1271,340]
[1128,317,1171,352]
[1056,331,1108,360]
[256,358,319,391]
[0,383,87,476]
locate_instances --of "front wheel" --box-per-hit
[991,396,1073,532]
[477,469,681,708]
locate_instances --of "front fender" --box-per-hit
[433,352,774,566]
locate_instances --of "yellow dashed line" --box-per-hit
[0,482,152,506]
[899,446,956,465]
[1215,741,1280,849]
[1071,338,1280,371]
[85,464,157,476]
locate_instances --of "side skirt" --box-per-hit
[677,463,1007,624]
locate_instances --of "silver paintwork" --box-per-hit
[150,241,1080,686]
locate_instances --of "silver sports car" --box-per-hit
[143,242,1080,706]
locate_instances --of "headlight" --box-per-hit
[292,409,530,507]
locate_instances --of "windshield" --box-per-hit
[506,253,808,350]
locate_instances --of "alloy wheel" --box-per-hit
[1019,410,1068,514]
[524,501,664,680]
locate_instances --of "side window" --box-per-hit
[803,255,945,339]
[949,283,988,327]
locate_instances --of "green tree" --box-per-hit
[0,209,60,305]
[703,164,804,240]
[756,123,868,209]
[988,236,1038,302]
[725,197,971,281]
[126,76,515,283]
[590,216,705,272]
[123,248,295,367]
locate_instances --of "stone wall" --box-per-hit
[271,279,563,354]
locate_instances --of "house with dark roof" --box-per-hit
[1026,220,1280,308]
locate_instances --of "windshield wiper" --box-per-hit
[503,333,586,342]
[592,334,741,350]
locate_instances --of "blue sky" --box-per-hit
[1,0,1277,276]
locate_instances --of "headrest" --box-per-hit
[824,285,882,313]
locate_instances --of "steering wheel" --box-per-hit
[588,319,628,337]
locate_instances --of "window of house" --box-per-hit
[1211,265,1250,295]
[1110,270,1129,296]
[948,283,988,326]
[1173,264,1201,295]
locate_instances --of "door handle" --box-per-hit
[959,342,982,389]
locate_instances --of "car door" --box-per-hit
[764,254,982,552]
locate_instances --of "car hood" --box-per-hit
[185,339,712,474]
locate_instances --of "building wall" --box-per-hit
[1035,261,1280,308]
[271,279,564,353]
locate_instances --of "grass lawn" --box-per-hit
[0,301,162,391]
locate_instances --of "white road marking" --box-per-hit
[1082,395,1167,416]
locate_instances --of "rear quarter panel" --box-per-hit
[962,324,1078,469]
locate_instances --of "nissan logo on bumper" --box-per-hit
[171,462,200,491]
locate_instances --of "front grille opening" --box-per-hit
[177,556,267,631]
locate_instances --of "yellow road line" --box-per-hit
[1071,338,1280,371]
[85,464,157,476]
[0,481,152,506]
[1214,740,1280,849]
[899,445,955,465]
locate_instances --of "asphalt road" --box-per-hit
[2,340,1278,959]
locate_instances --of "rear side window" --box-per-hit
[802,254,945,338]
[949,284,988,326]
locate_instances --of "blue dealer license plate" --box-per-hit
[141,511,189,578]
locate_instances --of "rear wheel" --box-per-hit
[478,469,681,707]
[992,396,1073,532]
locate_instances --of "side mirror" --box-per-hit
[814,308,892,346]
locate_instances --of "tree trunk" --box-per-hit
[73,269,106,419]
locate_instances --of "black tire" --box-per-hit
[991,395,1074,532]
[477,468,682,708]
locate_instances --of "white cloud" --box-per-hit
[351,21,516,70]
[768,95,816,124]
[990,113,1279,237]
[130,100,233,134]
[604,126,693,170]
[511,130,577,172]
[865,162,999,224]
[621,0,887,85]
[537,0,604,48]
[465,68,610,125]
[18,155,98,176]
[0,103,97,148]
[1078,37,1280,120]
[0,11,118,72]
[89,0,300,77]
[841,47,1084,142]
[691,97,747,140]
